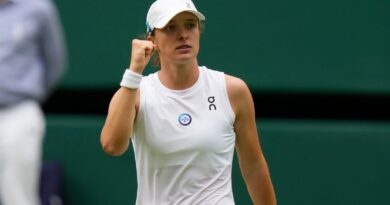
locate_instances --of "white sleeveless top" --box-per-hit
[132,66,236,205]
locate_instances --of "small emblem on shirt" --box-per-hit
[208,96,217,111]
[178,113,192,126]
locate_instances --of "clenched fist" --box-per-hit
[129,39,156,74]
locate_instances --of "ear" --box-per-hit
[147,35,154,43]
[147,35,158,51]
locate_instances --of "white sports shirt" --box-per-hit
[132,66,236,205]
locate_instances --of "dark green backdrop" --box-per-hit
[55,0,389,94]
[43,116,390,205]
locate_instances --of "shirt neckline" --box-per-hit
[152,66,205,97]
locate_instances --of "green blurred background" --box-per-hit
[43,0,390,204]
[57,0,389,94]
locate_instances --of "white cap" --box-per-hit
[146,0,206,34]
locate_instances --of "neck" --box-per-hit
[158,60,199,90]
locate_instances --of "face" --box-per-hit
[151,12,201,65]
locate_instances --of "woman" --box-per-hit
[100,0,276,204]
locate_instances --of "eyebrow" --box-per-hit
[168,18,197,24]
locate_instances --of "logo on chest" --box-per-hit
[208,96,217,111]
[178,113,192,126]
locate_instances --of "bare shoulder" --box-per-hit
[225,73,247,90]
[225,74,252,115]
[225,74,251,99]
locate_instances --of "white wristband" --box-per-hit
[120,69,143,89]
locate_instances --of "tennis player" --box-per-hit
[100,0,276,204]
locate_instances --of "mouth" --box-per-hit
[176,44,192,50]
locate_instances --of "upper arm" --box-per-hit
[225,75,263,170]
[100,88,140,156]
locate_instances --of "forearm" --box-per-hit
[243,159,277,205]
[100,36,153,155]
[101,87,138,156]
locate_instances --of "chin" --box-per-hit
[174,54,196,62]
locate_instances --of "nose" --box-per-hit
[177,27,189,41]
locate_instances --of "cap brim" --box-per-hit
[154,9,205,29]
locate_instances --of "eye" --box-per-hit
[186,23,196,30]
[165,25,176,32]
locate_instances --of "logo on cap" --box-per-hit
[146,22,153,34]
